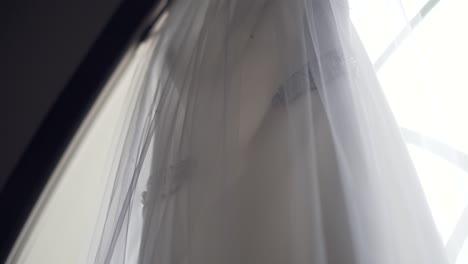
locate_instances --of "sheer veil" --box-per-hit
[91,0,449,263]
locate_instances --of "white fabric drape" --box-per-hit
[91,0,449,263]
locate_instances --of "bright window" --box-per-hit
[352,1,468,263]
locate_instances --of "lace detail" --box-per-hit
[141,158,192,215]
[272,64,317,107]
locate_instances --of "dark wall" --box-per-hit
[0,0,123,189]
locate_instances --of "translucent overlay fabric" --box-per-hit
[91,0,449,263]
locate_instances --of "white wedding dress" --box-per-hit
[92,0,449,263]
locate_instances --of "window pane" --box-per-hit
[352,0,468,261]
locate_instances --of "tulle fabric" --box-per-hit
[91,0,449,263]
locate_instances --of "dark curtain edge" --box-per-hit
[0,0,162,261]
